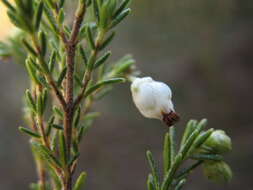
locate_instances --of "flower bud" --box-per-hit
[131,77,179,126]
[204,130,232,154]
[203,161,233,183]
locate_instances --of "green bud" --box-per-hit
[204,130,232,154]
[203,161,233,183]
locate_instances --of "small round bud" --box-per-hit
[204,130,232,154]
[203,161,233,183]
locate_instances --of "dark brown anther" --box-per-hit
[162,111,180,127]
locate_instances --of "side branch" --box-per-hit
[73,31,106,110]
[46,74,67,109]
[31,36,67,110]
[72,69,92,110]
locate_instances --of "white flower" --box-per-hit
[131,77,179,126]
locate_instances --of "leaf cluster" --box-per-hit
[146,119,231,190]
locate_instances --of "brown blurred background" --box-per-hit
[0,0,253,189]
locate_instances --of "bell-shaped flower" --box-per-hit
[131,77,179,126]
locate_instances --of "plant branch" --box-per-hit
[69,2,86,45]
[31,35,67,110]
[46,75,67,109]
[64,0,87,165]
[38,115,50,148]
[73,30,106,110]
[62,2,87,190]
[31,83,47,190]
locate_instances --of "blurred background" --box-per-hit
[0,0,253,189]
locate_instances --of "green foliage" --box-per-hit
[84,78,125,97]
[19,126,41,138]
[1,0,134,189]
[163,128,176,175]
[146,151,160,190]
[98,31,115,50]
[146,119,233,190]
[34,1,44,31]
[25,89,37,113]
[53,106,64,119]
[73,172,87,190]
[57,67,67,87]
[94,51,111,69]
[59,131,67,165]
[31,141,62,169]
